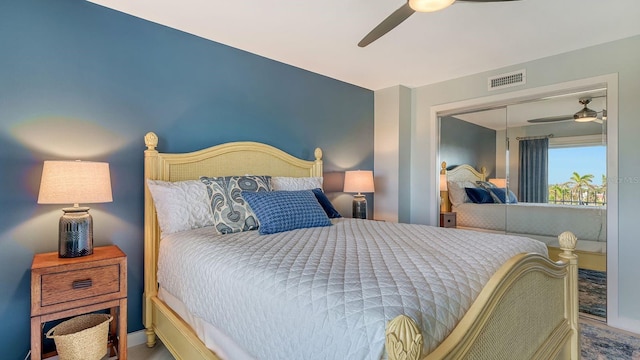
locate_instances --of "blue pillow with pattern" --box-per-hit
[242,190,332,235]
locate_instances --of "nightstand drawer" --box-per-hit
[440,212,456,228]
[41,264,120,307]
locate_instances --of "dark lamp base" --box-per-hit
[59,207,94,258]
[352,195,367,219]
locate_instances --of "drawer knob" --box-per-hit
[72,279,93,289]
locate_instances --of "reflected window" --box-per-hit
[548,142,606,206]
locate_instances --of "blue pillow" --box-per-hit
[488,188,518,204]
[311,188,342,218]
[241,190,332,235]
[465,187,494,204]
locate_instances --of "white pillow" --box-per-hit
[271,176,323,191]
[146,179,214,235]
[447,180,477,207]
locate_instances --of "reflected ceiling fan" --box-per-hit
[527,97,606,124]
[358,0,520,48]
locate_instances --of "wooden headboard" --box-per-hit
[441,161,487,212]
[142,132,323,331]
[446,163,487,183]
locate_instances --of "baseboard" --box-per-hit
[608,316,640,336]
[127,329,148,347]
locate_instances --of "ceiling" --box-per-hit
[86,0,640,90]
[454,88,607,130]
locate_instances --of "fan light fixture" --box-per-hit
[409,0,456,12]
[573,97,599,122]
[358,0,514,47]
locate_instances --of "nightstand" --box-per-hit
[31,245,127,360]
[440,212,456,228]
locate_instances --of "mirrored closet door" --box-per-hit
[439,88,607,320]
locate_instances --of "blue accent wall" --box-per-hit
[440,116,496,178]
[0,1,373,358]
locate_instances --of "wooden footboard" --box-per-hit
[548,245,605,272]
[385,231,579,360]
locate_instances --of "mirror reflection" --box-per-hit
[439,88,607,318]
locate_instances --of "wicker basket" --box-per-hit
[45,314,113,360]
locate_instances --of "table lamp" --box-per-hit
[489,178,507,188]
[37,160,113,258]
[344,170,374,219]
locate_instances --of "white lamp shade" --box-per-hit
[344,170,375,194]
[489,178,507,188]
[409,0,456,12]
[38,161,113,205]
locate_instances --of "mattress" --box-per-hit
[158,218,548,360]
[453,202,606,242]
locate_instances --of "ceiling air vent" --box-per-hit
[488,69,526,91]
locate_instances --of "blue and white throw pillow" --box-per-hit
[241,190,332,235]
[200,175,271,234]
[476,180,497,190]
[488,187,518,204]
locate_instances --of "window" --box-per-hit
[548,136,606,206]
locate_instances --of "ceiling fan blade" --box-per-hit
[527,115,574,124]
[457,0,520,2]
[358,3,415,48]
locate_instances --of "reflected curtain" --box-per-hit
[518,138,548,203]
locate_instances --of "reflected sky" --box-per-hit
[549,145,606,185]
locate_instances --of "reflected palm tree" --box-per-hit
[568,172,595,205]
[549,183,569,204]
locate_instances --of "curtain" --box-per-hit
[518,138,548,203]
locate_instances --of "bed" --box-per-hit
[143,132,580,360]
[443,161,605,271]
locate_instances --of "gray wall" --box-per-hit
[440,116,497,178]
[0,0,373,358]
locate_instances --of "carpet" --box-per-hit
[581,317,640,359]
[579,269,607,319]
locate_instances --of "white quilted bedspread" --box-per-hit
[158,218,547,360]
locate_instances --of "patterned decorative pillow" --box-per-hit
[241,190,332,235]
[271,176,323,191]
[476,180,497,190]
[200,175,271,234]
[488,188,519,204]
[311,188,342,218]
[146,179,214,235]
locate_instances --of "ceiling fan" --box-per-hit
[358,0,519,48]
[527,97,606,124]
